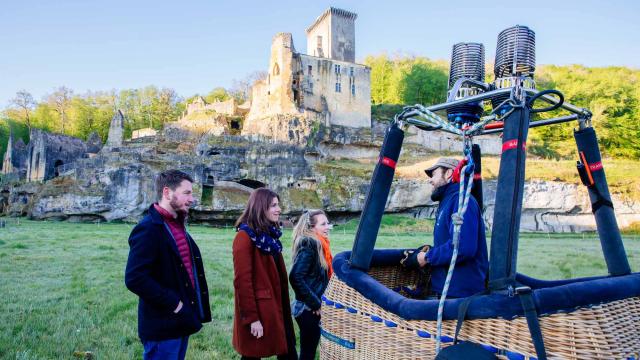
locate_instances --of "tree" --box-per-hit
[205,87,230,103]
[229,71,268,103]
[398,61,447,106]
[9,90,36,131]
[47,86,73,134]
[365,54,396,104]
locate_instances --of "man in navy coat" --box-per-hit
[402,158,488,298]
[125,170,211,359]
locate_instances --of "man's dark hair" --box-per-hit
[155,170,194,201]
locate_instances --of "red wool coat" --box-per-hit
[232,230,293,357]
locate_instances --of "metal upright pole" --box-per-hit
[488,103,531,287]
[574,126,631,276]
[349,122,404,271]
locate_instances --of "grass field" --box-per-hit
[0,217,638,359]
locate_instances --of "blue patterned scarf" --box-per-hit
[238,223,283,255]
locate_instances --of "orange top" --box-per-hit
[316,232,333,278]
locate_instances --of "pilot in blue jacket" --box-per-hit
[402,158,488,298]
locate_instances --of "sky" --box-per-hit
[1,0,639,106]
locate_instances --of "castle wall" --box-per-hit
[245,33,301,124]
[131,128,158,139]
[2,134,14,174]
[26,129,88,182]
[298,55,370,128]
[186,97,239,117]
[208,99,238,115]
[329,14,355,62]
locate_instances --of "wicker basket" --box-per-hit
[320,264,640,359]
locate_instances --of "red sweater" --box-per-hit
[154,204,194,287]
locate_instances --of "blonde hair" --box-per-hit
[291,209,328,269]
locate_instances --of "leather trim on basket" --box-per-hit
[320,327,355,349]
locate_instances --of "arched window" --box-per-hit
[272,63,280,76]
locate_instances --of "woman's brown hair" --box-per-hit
[235,188,280,234]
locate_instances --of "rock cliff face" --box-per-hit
[3,121,638,232]
[484,180,640,232]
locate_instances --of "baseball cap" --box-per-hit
[424,158,459,178]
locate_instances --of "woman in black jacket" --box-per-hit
[289,209,333,360]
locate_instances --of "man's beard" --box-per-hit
[170,196,189,216]
[430,183,448,202]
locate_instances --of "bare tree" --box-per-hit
[9,90,36,131]
[230,71,267,103]
[48,86,73,133]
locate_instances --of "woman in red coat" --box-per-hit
[232,188,297,360]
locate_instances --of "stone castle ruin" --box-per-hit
[1,131,28,182]
[243,8,370,143]
[1,7,637,231]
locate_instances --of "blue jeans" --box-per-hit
[143,336,189,360]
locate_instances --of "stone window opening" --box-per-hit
[334,64,341,74]
[201,184,214,206]
[307,65,312,75]
[351,84,356,96]
[237,179,266,189]
[273,63,280,76]
[54,160,63,177]
[350,67,354,77]
[335,82,341,93]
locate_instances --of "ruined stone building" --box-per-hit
[182,96,247,118]
[25,129,97,182]
[131,128,158,140]
[1,131,28,179]
[245,7,371,132]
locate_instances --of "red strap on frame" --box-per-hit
[502,139,527,153]
[380,156,397,169]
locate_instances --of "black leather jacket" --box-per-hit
[288,237,329,311]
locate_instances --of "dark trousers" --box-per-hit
[295,310,321,360]
[143,336,189,360]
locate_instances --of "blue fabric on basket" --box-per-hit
[332,249,640,321]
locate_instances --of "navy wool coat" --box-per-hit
[125,205,211,341]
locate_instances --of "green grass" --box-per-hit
[0,217,638,359]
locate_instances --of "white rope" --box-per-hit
[435,162,475,354]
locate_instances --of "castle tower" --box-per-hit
[306,7,357,62]
[106,109,124,148]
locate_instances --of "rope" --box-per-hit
[435,158,475,354]
[397,104,505,137]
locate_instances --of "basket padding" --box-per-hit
[333,249,640,321]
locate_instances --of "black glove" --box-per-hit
[400,245,431,268]
[400,249,418,268]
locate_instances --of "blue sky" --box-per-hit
[1,0,638,106]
